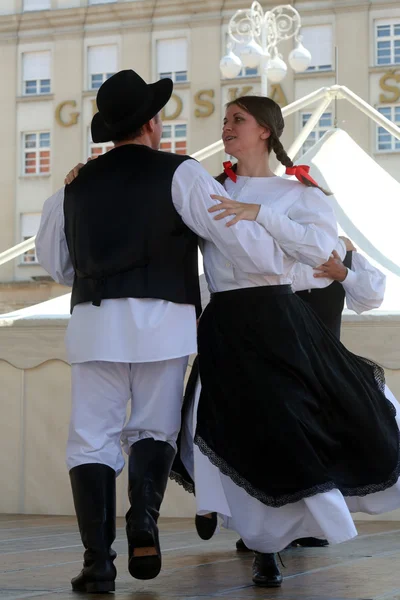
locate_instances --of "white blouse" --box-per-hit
[199,174,338,294]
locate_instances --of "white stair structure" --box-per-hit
[0,85,400,518]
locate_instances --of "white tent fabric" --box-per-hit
[286,128,400,312]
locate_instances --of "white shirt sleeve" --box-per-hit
[172,160,287,276]
[35,188,75,287]
[343,253,386,314]
[292,238,346,292]
[256,186,338,267]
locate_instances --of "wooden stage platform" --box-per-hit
[1,515,400,600]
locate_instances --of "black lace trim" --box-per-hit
[359,355,386,395]
[180,353,399,508]
[169,470,195,495]
[194,369,400,510]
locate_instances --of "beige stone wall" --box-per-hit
[0,281,70,314]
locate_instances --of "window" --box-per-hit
[21,214,41,264]
[300,25,333,72]
[23,0,50,11]
[23,132,51,175]
[300,112,333,154]
[376,106,400,152]
[157,38,188,83]
[88,45,117,90]
[375,21,400,66]
[160,123,187,154]
[22,51,51,96]
[89,141,114,159]
[89,0,116,3]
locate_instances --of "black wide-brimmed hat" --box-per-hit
[91,69,173,143]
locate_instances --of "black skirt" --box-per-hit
[172,285,400,509]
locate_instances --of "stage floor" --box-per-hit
[1,515,400,599]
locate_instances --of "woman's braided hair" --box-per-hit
[216,95,331,195]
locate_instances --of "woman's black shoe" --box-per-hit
[195,513,217,540]
[252,552,283,587]
[236,538,252,552]
[291,537,329,547]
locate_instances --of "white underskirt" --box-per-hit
[181,383,400,553]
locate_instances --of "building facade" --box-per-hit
[0,0,399,311]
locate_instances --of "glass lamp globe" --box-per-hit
[220,51,243,79]
[239,39,264,69]
[267,55,287,83]
[289,42,312,72]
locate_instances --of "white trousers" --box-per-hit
[67,357,188,474]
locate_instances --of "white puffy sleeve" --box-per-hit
[256,185,337,267]
[343,253,386,313]
[35,188,75,287]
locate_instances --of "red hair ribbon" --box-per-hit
[286,165,319,187]
[223,161,237,183]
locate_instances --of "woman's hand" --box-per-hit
[64,157,92,185]
[209,195,261,227]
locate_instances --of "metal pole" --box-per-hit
[0,236,36,267]
[260,21,269,97]
[336,85,400,141]
[281,87,330,117]
[334,46,338,128]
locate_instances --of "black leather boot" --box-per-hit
[195,513,217,540]
[126,438,175,580]
[252,552,283,587]
[69,463,117,593]
[236,537,252,552]
[291,537,329,547]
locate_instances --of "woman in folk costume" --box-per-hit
[235,236,395,552]
[171,95,400,588]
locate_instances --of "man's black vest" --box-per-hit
[295,251,353,340]
[64,144,201,315]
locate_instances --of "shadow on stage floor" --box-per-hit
[1,515,400,600]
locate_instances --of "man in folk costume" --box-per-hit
[36,71,327,593]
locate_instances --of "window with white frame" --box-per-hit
[88,45,117,90]
[300,112,333,154]
[376,106,400,152]
[300,25,333,72]
[375,21,400,66]
[160,123,187,154]
[23,0,50,11]
[157,38,188,83]
[22,51,51,96]
[21,213,41,264]
[23,132,51,175]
